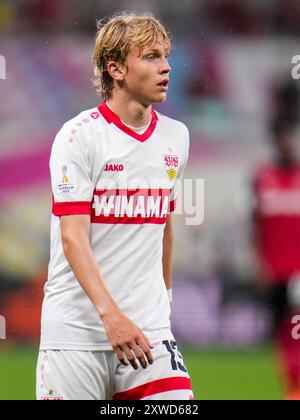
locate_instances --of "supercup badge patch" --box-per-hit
[163,154,179,181]
[56,164,78,194]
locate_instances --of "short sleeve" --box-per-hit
[169,126,190,212]
[50,125,94,216]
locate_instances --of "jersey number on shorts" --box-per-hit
[162,340,187,372]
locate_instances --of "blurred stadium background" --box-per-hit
[1,0,300,400]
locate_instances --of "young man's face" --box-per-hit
[122,41,171,106]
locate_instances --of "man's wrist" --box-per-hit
[97,299,120,322]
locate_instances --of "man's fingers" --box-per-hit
[137,336,154,365]
[111,326,154,369]
[130,343,148,369]
[141,333,154,350]
[123,345,139,370]
[115,347,129,366]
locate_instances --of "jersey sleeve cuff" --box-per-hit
[52,201,91,216]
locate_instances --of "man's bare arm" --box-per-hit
[60,214,153,369]
[162,214,174,301]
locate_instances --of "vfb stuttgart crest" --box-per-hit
[163,154,179,181]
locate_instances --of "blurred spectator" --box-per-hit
[272,0,300,35]
[206,0,264,36]
[188,42,223,99]
[0,0,15,31]
[3,0,299,37]
[17,0,65,31]
[252,121,300,399]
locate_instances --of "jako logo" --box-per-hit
[104,164,124,172]
[291,55,300,80]
[0,315,6,340]
[291,315,300,340]
[0,55,6,80]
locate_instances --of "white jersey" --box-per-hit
[40,102,189,351]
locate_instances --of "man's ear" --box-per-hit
[107,61,126,81]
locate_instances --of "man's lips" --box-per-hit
[157,79,169,91]
[157,78,169,87]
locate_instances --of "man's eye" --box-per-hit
[146,55,156,60]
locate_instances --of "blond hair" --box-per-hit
[92,12,171,100]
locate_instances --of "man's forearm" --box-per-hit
[62,236,119,319]
[62,233,154,369]
[163,214,174,290]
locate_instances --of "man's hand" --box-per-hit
[102,309,154,370]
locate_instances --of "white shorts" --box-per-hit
[36,340,194,400]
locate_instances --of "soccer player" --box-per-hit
[36,13,194,400]
[252,121,300,400]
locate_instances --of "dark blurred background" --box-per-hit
[1,0,300,399]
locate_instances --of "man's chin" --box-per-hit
[152,93,168,104]
[140,93,167,106]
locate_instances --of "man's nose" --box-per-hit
[160,58,171,74]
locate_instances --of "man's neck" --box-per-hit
[107,96,152,128]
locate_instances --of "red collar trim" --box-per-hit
[98,102,158,142]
